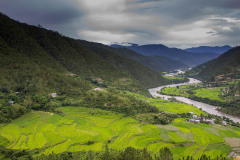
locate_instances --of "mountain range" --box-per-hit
[188,46,240,81]
[111,43,221,66]
[184,45,232,55]
[113,48,188,73]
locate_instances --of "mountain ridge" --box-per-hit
[111,43,219,66]
[188,46,240,81]
[184,45,232,55]
[0,12,170,95]
[112,48,188,73]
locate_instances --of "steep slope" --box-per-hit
[147,55,188,71]
[184,45,232,55]
[189,46,240,81]
[77,40,168,88]
[0,12,169,94]
[111,44,219,66]
[0,12,174,123]
[112,48,188,73]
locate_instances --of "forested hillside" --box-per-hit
[0,12,171,123]
[0,12,171,93]
[188,46,240,81]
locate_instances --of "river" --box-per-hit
[149,78,240,123]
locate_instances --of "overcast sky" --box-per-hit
[0,0,240,48]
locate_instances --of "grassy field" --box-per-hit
[0,106,239,159]
[161,86,226,102]
[161,85,193,96]
[124,91,205,116]
[163,76,184,80]
[194,88,226,102]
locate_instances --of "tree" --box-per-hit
[157,147,173,160]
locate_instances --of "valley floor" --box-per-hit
[0,104,240,159]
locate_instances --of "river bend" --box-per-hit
[149,78,240,123]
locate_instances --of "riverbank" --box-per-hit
[149,78,240,123]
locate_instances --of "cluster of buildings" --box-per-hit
[188,112,227,126]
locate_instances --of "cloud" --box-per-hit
[0,0,240,47]
[0,0,83,38]
[0,0,82,24]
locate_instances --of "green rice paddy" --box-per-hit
[194,88,226,102]
[161,85,192,96]
[0,106,239,159]
[161,86,226,102]
[163,76,184,80]
[124,91,205,115]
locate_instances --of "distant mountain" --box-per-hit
[111,44,219,66]
[147,55,188,71]
[113,48,188,73]
[184,45,232,55]
[189,46,240,81]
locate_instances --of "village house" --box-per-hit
[51,93,57,98]
[189,119,195,122]
[8,101,15,105]
[194,120,200,124]
[192,115,198,119]
[222,121,227,126]
[205,119,215,124]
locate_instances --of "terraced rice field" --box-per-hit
[151,99,205,116]
[0,107,239,159]
[161,86,226,102]
[194,88,226,102]
[163,76,184,80]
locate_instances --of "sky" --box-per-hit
[0,0,240,48]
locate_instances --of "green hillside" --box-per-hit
[188,46,240,81]
[0,12,168,93]
[0,12,173,124]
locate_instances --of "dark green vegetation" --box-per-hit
[1,146,226,160]
[111,44,219,66]
[148,56,188,71]
[0,12,175,123]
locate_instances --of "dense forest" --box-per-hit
[0,12,182,123]
[0,145,227,160]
